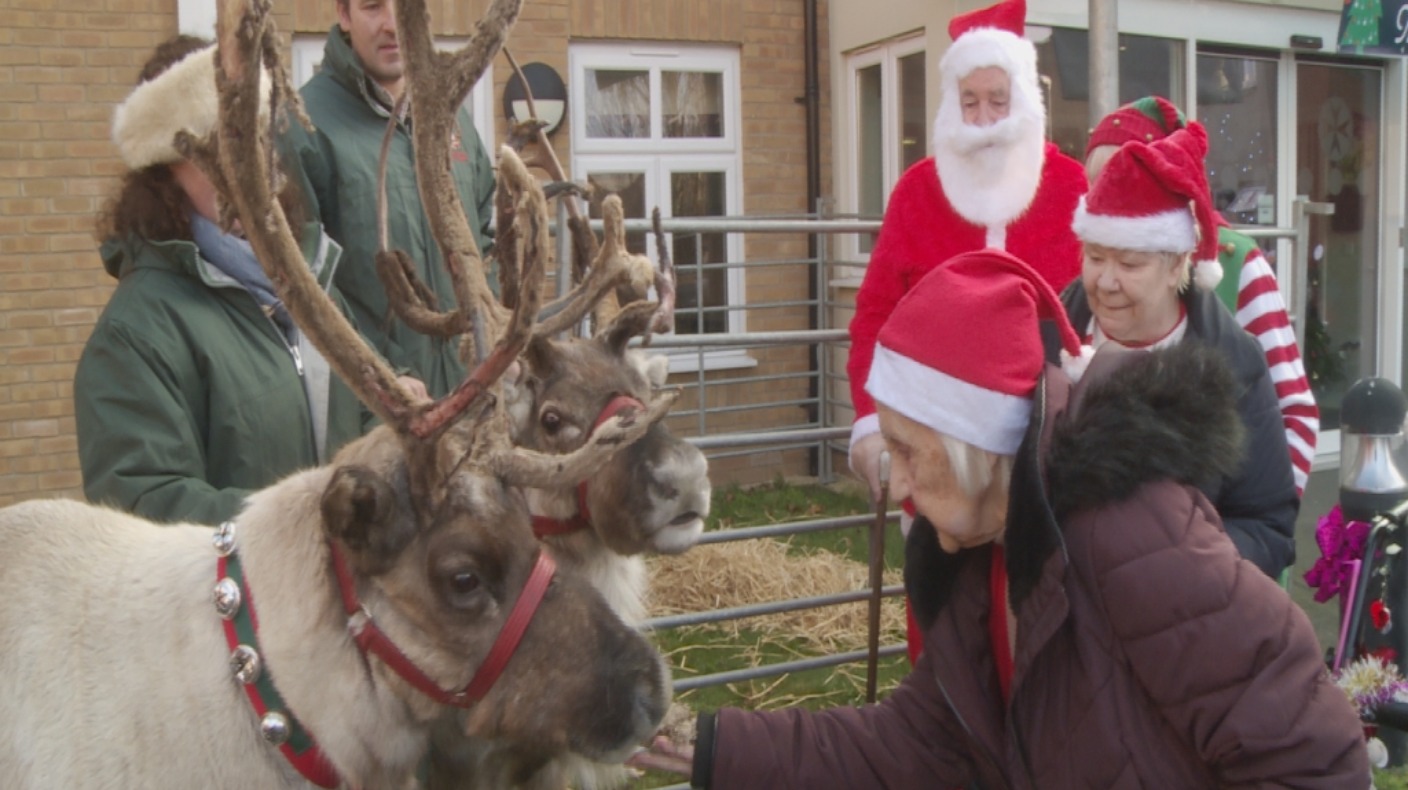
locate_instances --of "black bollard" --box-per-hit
[1340,377,1408,765]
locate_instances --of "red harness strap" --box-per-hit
[331,541,557,708]
[530,393,645,539]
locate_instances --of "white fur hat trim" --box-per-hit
[111,46,268,170]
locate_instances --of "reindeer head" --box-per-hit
[207,0,670,768]
[508,302,710,556]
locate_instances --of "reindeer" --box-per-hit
[0,1,678,787]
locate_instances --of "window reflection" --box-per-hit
[1198,53,1278,229]
[671,172,728,335]
[585,69,649,138]
[663,71,724,138]
[1035,30,1183,161]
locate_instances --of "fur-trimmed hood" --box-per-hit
[907,341,1245,625]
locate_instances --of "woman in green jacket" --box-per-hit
[75,35,378,525]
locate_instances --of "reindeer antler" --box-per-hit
[211,0,534,449]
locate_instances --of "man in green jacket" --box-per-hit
[78,37,370,526]
[286,0,497,398]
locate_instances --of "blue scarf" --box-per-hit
[189,212,294,337]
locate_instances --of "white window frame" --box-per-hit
[571,43,750,373]
[290,35,495,149]
[842,34,926,265]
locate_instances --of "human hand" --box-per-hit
[627,736,694,778]
[849,432,889,503]
[396,376,429,402]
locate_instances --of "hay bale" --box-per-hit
[646,538,907,654]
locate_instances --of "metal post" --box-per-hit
[555,197,572,299]
[1088,0,1119,128]
[1290,196,1336,353]
[865,451,891,703]
[817,197,834,483]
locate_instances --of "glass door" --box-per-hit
[1296,60,1383,431]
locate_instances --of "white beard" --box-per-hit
[931,95,1046,232]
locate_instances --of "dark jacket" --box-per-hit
[1053,282,1299,577]
[285,26,496,398]
[74,226,368,525]
[695,345,1367,788]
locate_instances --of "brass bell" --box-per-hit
[213,578,242,620]
[260,711,291,745]
[229,644,262,685]
[212,521,237,557]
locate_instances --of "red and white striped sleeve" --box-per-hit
[1235,247,1318,494]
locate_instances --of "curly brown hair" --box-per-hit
[97,34,306,244]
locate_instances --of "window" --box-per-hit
[571,43,744,347]
[1032,28,1184,162]
[846,36,926,257]
[1197,49,1279,229]
[289,35,495,150]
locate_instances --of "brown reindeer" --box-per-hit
[0,1,677,787]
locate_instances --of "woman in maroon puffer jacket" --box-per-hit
[632,249,1368,789]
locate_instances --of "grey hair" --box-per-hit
[1164,250,1192,292]
[938,433,1015,500]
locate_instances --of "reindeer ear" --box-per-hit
[523,335,558,377]
[321,465,417,576]
[599,300,658,355]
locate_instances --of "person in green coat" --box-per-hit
[76,35,378,526]
[284,0,497,399]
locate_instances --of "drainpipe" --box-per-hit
[1089,0,1119,128]
[802,0,824,474]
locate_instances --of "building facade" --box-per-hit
[0,0,832,506]
[829,0,1408,468]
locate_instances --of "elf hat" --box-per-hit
[865,249,1084,456]
[1072,122,1224,291]
[112,45,269,170]
[940,0,1039,104]
[1085,95,1187,157]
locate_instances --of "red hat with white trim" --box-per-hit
[941,1,1037,90]
[1085,95,1187,157]
[1072,122,1223,291]
[864,249,1084,456]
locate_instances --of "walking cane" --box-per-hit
[866,450,891,704]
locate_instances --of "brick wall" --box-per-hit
[0,0,832,506]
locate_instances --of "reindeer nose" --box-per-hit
[632,664,670,736]
[668,511,699,526]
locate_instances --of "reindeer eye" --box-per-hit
[541,409,562,434]
[450,571,481,596]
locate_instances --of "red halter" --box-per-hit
[530,393,646,538]
[330,541,557,708]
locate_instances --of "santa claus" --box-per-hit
[846,0,1086,663]
[848,0,1085,490]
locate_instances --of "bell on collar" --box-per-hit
[1340,377,1408,523]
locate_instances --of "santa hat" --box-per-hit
[864,249,1084,456]
[112,45,269,170]
[1072,122,1224,291]
[1085,95,1187,157]
[940,0,1039,100]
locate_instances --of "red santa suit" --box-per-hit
[846,0,1087,666]
[847,147,1085,431]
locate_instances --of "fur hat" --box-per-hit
[111,45,268,170]
[865,249,1083,455]
[1072,123,1223,290]
[1085,95,1187,157]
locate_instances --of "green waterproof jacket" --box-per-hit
[286,25,496,398]
[74,225,369,526]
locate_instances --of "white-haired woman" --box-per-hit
[630,248,1365,788]
[1056,121,1298,579]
